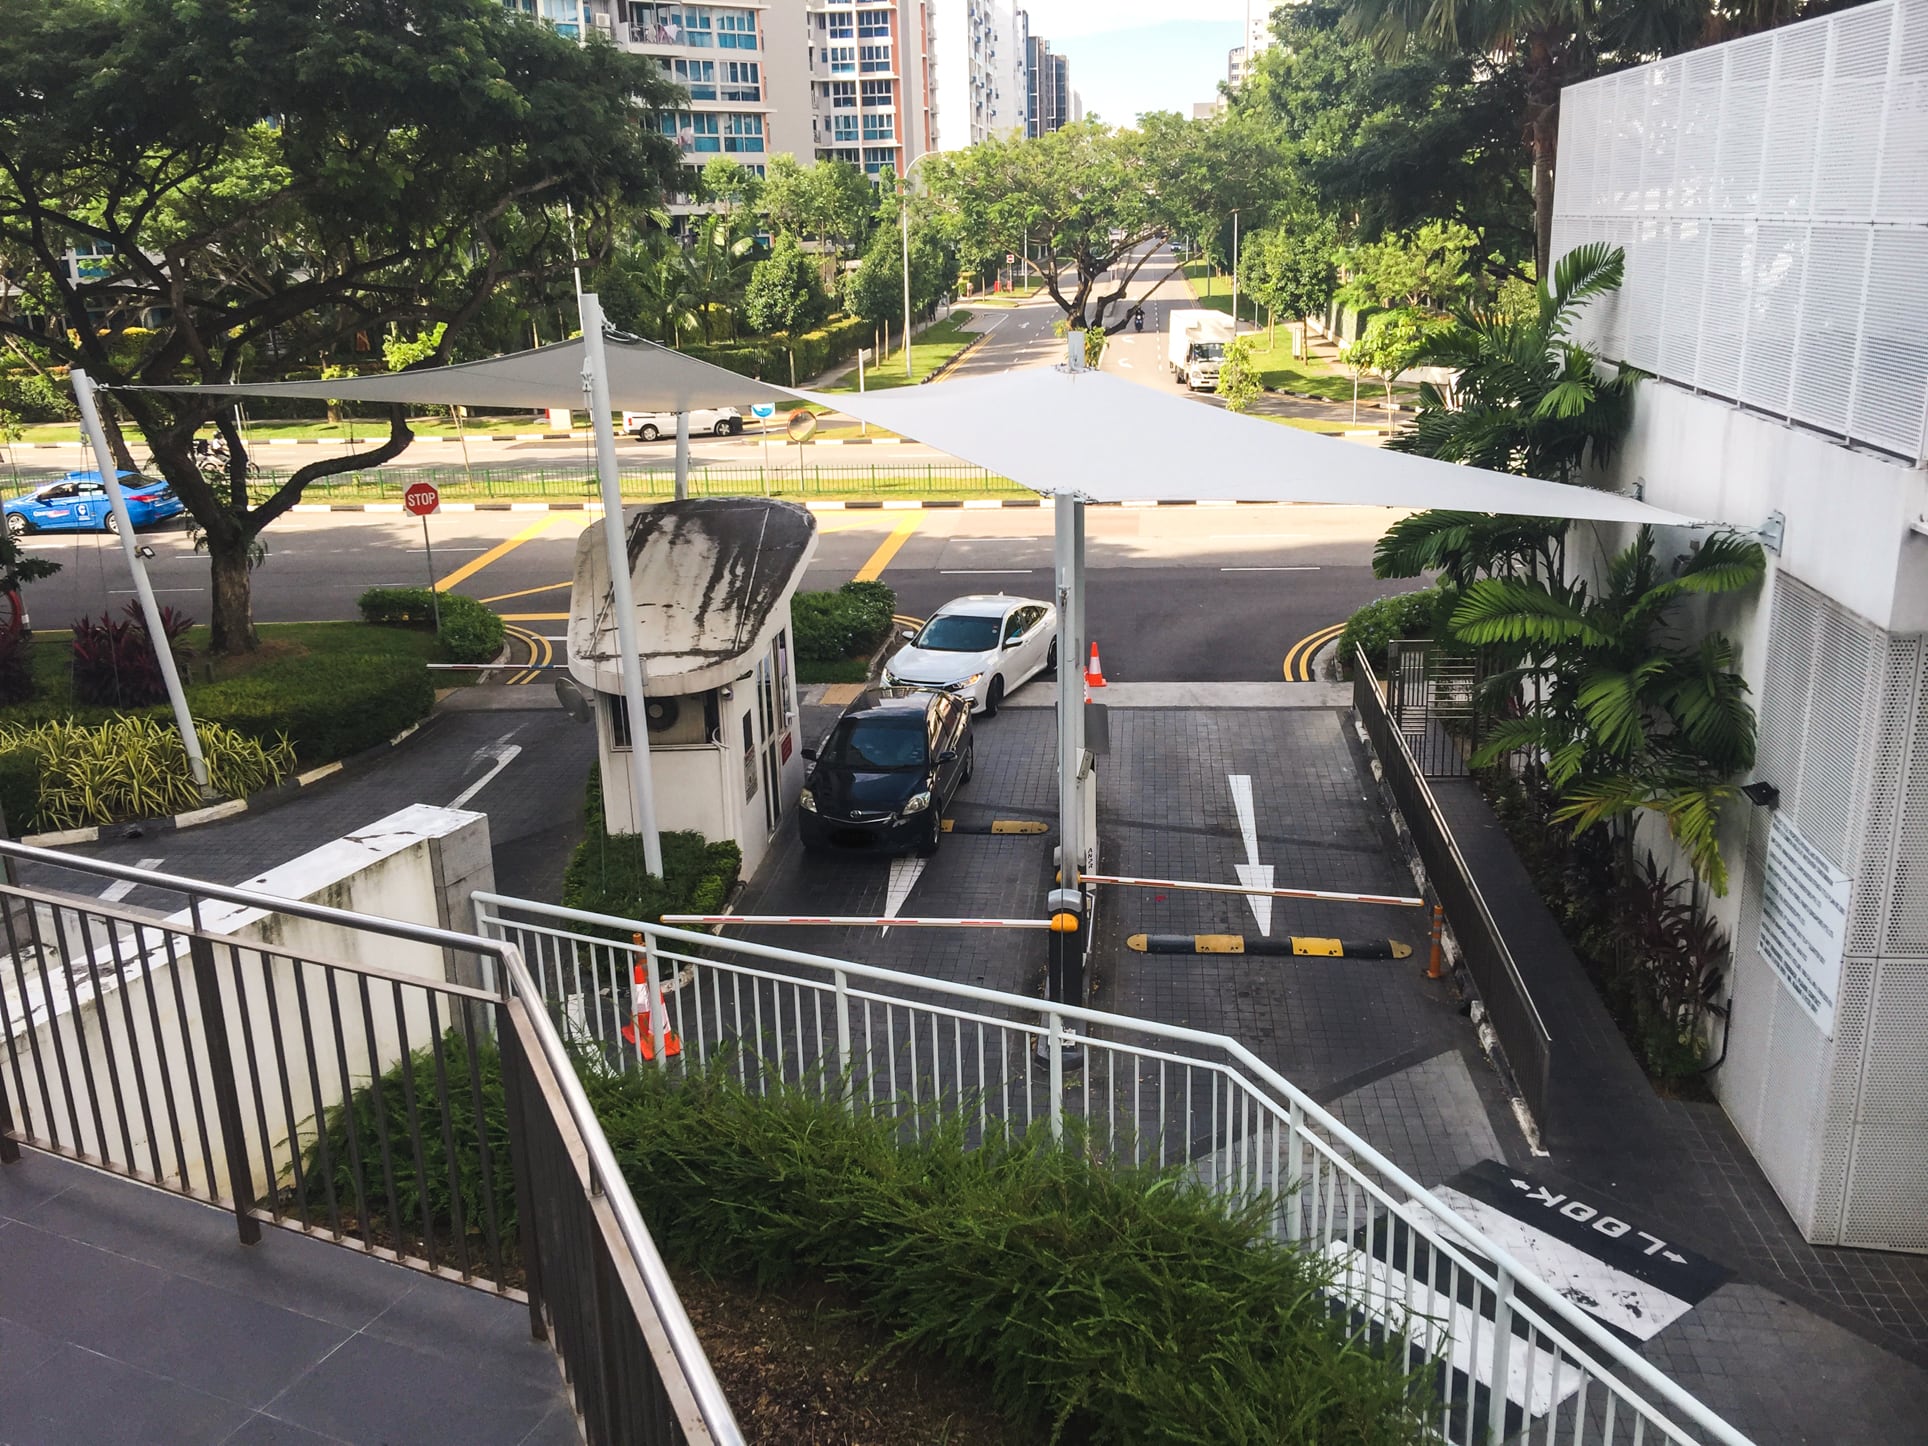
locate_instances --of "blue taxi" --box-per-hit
[3,470,184,537]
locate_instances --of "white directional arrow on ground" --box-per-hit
[1227,774,1274,935]
[881,856,927,935]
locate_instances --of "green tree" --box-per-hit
[923,122,1166,334]
[1336,221,1476,312]
[743,234,827,335]
[1395,243,1641,485]
[1238,220,1340,350]
[843,211,948,329]
[0,0,678,651]
[682,221,757,343]
[697,157,762,216]
[758,154,873,285]
[1138,109,1287,271]
[1347,307,1438,408]
[603,234,701,346]
[1453,528,1766,892]
[1217,336,1263,414]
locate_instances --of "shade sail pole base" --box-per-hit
[580,294,664,876]
[71,368,210,793]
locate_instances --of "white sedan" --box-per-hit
[623,407,743,441]
[882,595,1058,715]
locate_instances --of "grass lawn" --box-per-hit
[16,619,445,714]
[1181,260,1266,328]
[821,312,979,393]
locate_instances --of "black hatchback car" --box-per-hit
[798,687,974,855]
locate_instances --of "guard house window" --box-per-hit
[826,80,856,107]
[859,44,891,72]
[776,628,794,724]
[860,79,893,107]
[721,60,760,101]
[607,695,633,751]
[722,113,764,153]
[857,9,892,36]
[828,45,856,73]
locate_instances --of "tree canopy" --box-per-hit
[0,0,678,650]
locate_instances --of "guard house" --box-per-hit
[568,498,818,875]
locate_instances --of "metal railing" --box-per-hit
[242,460,1025,503]
[0,843,740,1446]
[1352,649,1555,1130]
[476,890,1751,1446]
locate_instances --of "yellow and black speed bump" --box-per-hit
[939,818,1050,835]
[1126,933,1413,960]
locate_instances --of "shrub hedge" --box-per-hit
[0,747,39,833]
[682,314,871,385]
[561,767,742,936]
[0,716,296,831]
[194,654,433,764]
[356,586,505,665]
[1338,587,1455,677]
[790,580,895,663]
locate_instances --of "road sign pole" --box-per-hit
[421,512,441,634]
[70,367,209,792]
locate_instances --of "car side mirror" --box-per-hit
[900,628,915,641]
[1004,636,1022,649]
[801,746,817,762]
[936,749,958,764]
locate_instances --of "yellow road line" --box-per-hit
[499,612,570,622]
[852,513,921,583]
[1283,622,1346,682]
[435,515,562,593]
[480,580,572,604]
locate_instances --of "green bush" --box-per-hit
[307,1045,1435,1445]
[0,369,76,422]
[790,579,896,663]
[356,586,505,665]
[194,654,434,763]
[0,716,296,830]
[0,747,40,834]
[565,767,742,933]
[682,314,871,384]
[1338,588,1455,677]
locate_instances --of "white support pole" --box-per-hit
[1054,491,1081,891]
[1231,208,1242,333]
[901,185,915,381]
[70,368,208,791]
[580,294,664,875]
[674,409,690,502]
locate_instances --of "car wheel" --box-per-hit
[4,514,24,539]
[960,737,975,785]
[917,808,943,856]
[983,676,1004,717]
[639,424,660,441]
[103,511,120,536]
[712,419,731,437]
[1045,637,1058,673]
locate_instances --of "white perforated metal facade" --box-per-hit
[1726,576,1928,1250]
[1551,0,1928,462]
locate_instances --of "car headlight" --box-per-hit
[799,788,817,813]
[948,673,983,691]
[880,669,897,686]
[900,790,932,816]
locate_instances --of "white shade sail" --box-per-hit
[139,333,796,414]
[131,333,1708,525]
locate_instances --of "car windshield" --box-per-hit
[822,716,928,770]
[1191,342,1225,361]
[914,614,1000,653]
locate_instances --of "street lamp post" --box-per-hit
[899,153,933,382]
[1230,208,1242,334]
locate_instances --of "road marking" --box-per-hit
[881,856,926,936]
[940,569,1035,575]
[851,513,920,582]
[480,580,571,604]
[1283,622,1346,682]
[101,859,164,903]
[1219,565,1320,571]
[108,588,199,594]
[434,514,562,593]
[450,734,524,809]
[499,612,570,621]
[1227,774,1274,934]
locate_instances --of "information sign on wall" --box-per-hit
[1757,815,1853,1037]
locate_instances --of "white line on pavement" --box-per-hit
[1219,566,1320,572]
[940,569,1036,574]
[101,859,164,903]
[450,735,524,809]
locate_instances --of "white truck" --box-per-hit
[1166,309,1236,391]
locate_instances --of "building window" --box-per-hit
[828,45,855,74]
[828,13,853,37]
[860,78,893,106]
[859,44,891,73]
[715,8,756,48]
[661,110,722,152]
[825,80,856,107]
[607,694,633,750]
[665,57,716,99]
[819,145,861,164]
[862,146,897,174]
[721,60,759,101]
[831,114,859,143]
[857,8,892,37]
[722,113,764,152]
[862,113,894,140]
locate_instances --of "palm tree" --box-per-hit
[1373,510,1569,590]
[616,236,700,347]
[1394,241,1641,485]
[681,220,757,344]
[1451,527,1767,891]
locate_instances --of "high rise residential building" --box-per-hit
[1228,4,1275,91]
[1024,30,1071,135]
[932,0,1026,148]
[800,0,938,178]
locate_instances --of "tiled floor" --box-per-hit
[0,1151,577,1446]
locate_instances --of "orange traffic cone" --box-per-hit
[1085,641,1107,689]
[620,958,681,1059]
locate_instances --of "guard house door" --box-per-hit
[756,651,782,834]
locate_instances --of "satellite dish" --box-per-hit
[644,696,680,733]
[553,676,592,724]
[786,408,818,442]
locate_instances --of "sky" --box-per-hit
[1020,0,1254,126]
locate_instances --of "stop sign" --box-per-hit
[403,482,440,517]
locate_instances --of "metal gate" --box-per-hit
[1386,641,1484,777]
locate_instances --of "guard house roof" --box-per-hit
[568,498,818,697]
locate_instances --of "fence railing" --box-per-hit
[239,460,1024,504]
[0,843,740,1446]
[1352,650,1555,1130]
[475,891,1751,1446]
